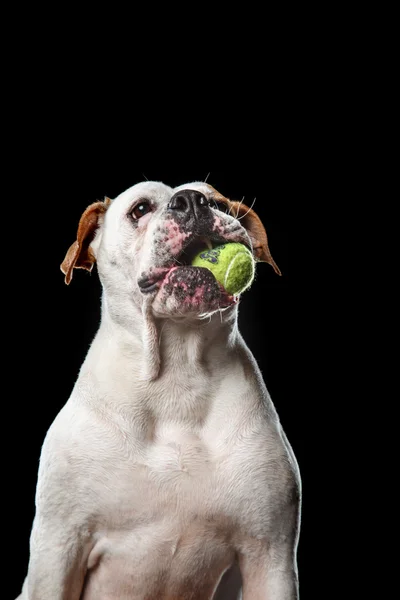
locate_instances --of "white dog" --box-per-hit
[16,181,301,600]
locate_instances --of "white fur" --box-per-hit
[16,182,301,600]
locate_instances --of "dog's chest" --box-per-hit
[145,424,212,479]
[122,423,227,499]
[79,398,273,598]
[95,418,256,525]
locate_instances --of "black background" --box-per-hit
[8,128,313,598]
[4,10,347,596]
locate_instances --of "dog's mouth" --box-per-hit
[137,237,215,294]
[138,235,251,303]
[175,236,213,266]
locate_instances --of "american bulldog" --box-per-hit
[16,181,301,600]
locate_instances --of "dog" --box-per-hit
[16,181,301,600]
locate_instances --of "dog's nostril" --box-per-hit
[196,195,209,207]
[168,194,189,211]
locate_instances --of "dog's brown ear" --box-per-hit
[228,200,282,276]
[61,197,111,285]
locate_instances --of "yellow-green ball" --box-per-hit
[192,243,255,295]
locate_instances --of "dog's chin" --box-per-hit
[150,266,237,318]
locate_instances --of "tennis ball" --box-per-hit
[192,243,255,295]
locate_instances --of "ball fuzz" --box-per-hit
[191,243,255,295]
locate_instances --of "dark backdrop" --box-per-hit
[8,160,309,597]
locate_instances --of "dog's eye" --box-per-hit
[131,201,152,220]
[214,201,230,214]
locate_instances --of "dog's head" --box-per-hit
[61,181,280,320]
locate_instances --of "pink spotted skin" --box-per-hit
[163,220,192,257]
[143,219,193,275]
[152,266,237,317]
[212,215,245,242]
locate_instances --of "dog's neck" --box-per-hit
[154,310,239,376]
[88,292,240,383]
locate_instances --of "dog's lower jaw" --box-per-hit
[143,266,237,319]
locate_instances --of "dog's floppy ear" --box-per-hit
[231,200,281,275]
[213,193,281,276]
[61,197,111,285]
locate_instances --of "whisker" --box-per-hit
[204,172,211,183]
[238,197,256,220]
[172,256,185,266]
[227,201,234,217]
[235,196,245,219]
[142,173,149,181]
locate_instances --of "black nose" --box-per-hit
[168,189,210,219]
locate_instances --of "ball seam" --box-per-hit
[224,251,248,294]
